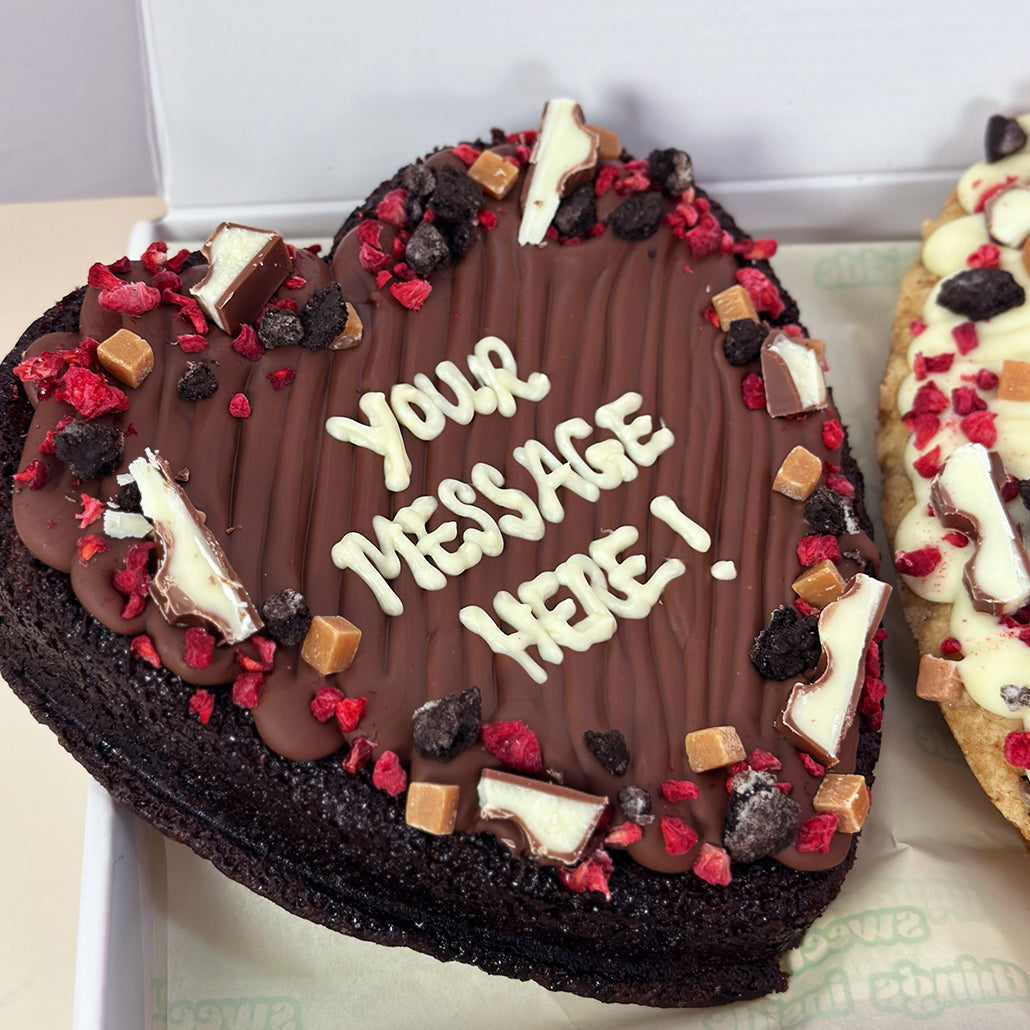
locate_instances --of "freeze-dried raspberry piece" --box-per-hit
[335,696,367,733]
[55,367,129,420]
[796,813,838,853]
[559,850,613,900]
[923,352,955,373]
[228,393,251,418]
[478,209,498,231]
[799,752,825,777]
[748,748,782,773]
[232,671,264,709]
[76,534,108,565]
[265,368,295,390]
[184,627,215,669]
[310,686,345,723]
[912,446,943,479]
[130,634,161,668]
[481,720,543,773]
[966,243,1001,269]
[87,261,125,291]
[821,418,844,450]
[952,322,979,355]
[951,386,986,415]
[741,372,766,410]
[661,816,698,856]
[177,334,208,353]
[594,164,620,197]
[661,779,700,802]
[735,267,785,319]
[112,541,153,619]
[943,531,969,548]
[13,350,66,388]
[283,275,306,290]
[1003,731,1030,768]
[825,471,856,498]
[684,211,722,257]
[751,606,821,680]
[910,318,927,336]
[960,410,998,447]
[12,459,49,490]
[372,750,407,796]
[141,241,167,274]
[797,534,840,567]
[909,380,949,416]
[858,675,887,721]
[604,822,643,847]
[938,268,1025,321]
[231,324,264,362]
[189,689,215,725]
[901,412,940,450]
[98,281,161,315]
[236,634,275,672]
[940,637,963,657]
[895,546,942,577]
[389,277,432,311]
[359,242,392,275]
[584,729,631,775]
[357,219,382,248]
[977,368,1000,390]
[376,188,409,228]
[451,143,481,166]
[693,843,732,886]
[342,736,376,774]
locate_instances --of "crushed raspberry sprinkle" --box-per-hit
[13,459,49,490]
[821,419,844,450]
[1003,731,1030,769]
[693,843,732,886]
[372,750,407,796]
[967,243,1001,269]
[231,671,264,709]
[661,816,698,856]
[266,368,296,390]
[943,531,969,549]
[283,275,306,290]
[236,634,275,672]
[478,209,498,231]
[940,637,963,657]
[375,189,408,229]
[335,696,367,733]
[480,720,543,774]
[141,241,167,275]
[177,334,208,353]
[112,542,153,619]
[229,393,251,418]
[357,220,382,248]
[796,813,838,853]
[55,367,129,420]
[76,534,108,566]
[98,280,162,316]
[909,318,927,337]
[748,748,781,773]
[183,627,215,669]
[359,243,391,275]
[960,410,997,447]
[910,380,949,416]
[895,546,941,577]
[977,368,999,391]
[735,267,786,319]
[912,446,943,480]
[661,779,700,803]
[594,165,620,197]
[799,752,825,778]
[130,635,161,668]
[310,686,345,723]
[741,372,766,410]
[343,736,375,774]
[451,143,481,166]
[923,352,954,374]
[952,322,978,355]
[559,850,614,900]
[390,277,432,311]
[797,535,840,567]
[605,822,643,847]
[231,325,264,362]
[189,689,215,725]
[902,412,940,450]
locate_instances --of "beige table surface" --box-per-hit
[0,196,165,1029]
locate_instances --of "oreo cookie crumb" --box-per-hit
[583,729,631,776]
[608,192,663,241]
[259,308,304,350]
[618,785,654,825]
[985,115,1028,163]
[723,319,767,366]
[1001,684,1030,711]
[553,183,597,239]
[404,193,424,228]
[804,487,848,535]
[937,268,1025,321]
[1018,478,1030,512]
[53,421,124,480]
[176,362,219,402]
[443,219,479,262]
[723,770,801,863]
[647,148,694,195]
[300,282,350,351]
[399,162,436,200]
[114,479,142,514]
[405,222,451,278]
[260,589,312,647]
[412,686,482,763]
[428,165,482,224]
[750,606,821,681]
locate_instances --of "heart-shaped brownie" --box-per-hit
[1,101,886,1007]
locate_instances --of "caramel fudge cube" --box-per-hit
[585,125,621,160]
[684,725,746,773]
[999,359,1030,401]
[300,615,361,675]
[467,150,519,200]
[915,653,965,703]
[97,329,154,388]
[792,558,845,609]
[405,782,460,836]
[773,446,823,501]
[711,285,759,331]
[813,773,870,833]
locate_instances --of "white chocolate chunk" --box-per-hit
[478,768,607,864]
[102,509,153,540]
[930,443,1030,615]
[779,574,891,766]
[518,99,599,246]
[711,560,737,581]
[129,450,261,644]
[987,186,1030,248]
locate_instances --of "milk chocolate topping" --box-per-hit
[11,148,880,875]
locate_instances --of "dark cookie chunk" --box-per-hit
[405,222,451,278]
[412,686,482,764]
[937,268,1025,321]
[428,165,482,223]
[804,487,849,536]
[985,115,1028,163]
[300,282,349,351]
[723,770,801,863]
[404,193,424,228]
[583,729,631,776]
[723,319,767,366]
[113,479,142,514]
[442,219,479,262]
[608,191,663,242]
[618,785,654,825]
[260,588,312,647]
[647,147,694,195]
[553,183,597,239]
[176,362,218,402]
[53,421,124,480]
[259,308,304,350]
[1018,478,1030,512]
[750,606,821,681]
[1001,684,1030,711]
[399,162,436,200]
